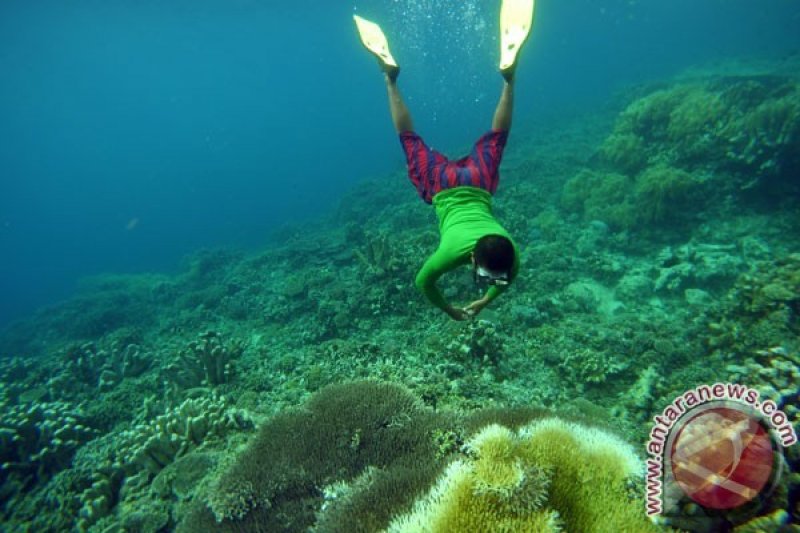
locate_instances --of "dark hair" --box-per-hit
[473,234,515,275]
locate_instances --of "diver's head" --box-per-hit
[471,234,515,287]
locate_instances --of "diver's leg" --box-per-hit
[385,74,414,134]
[491,78,514,132]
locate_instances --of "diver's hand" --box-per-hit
[464,298,489,318]
[446,306,471,321]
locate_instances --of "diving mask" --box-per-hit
[474,265,510,287]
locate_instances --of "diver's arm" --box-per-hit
[415,254,468,320]
[415,270,459,318]
[463,279,506,318]
[465,295,491,317]
[484,283,509,303]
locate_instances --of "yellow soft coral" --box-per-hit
[387,459,561,533]
[386,419,662,533]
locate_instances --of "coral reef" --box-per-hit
[707,253,800,353]
[0,401,98,510]
[616,365,663,421]
[564,75,800,231]
[74,393,253,531]
[0,64,798,531]
[560,347,629,388]
[165,331,245,388]
[97,343,153,392]
[76,465,125,531]
[179,381,454,532]
[597,132,648,175]
[353,229,401,279]
[561,169,636,230]
[45,340,153,398]
[653,242,745,294]
[387,419,657,532]
[634,164,703,225]
[177,384,661,533]
[714,338,799,528]
[733,509,793,532]
[0,355,50,405]
[444,319,505,367]
[117,393,253,478]
[726,346,799,430]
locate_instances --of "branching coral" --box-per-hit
[0,356,40,384]
[354,230,396,278]
[60,342,104,386]
[734,254,800,316]
[97,343,153,392]
[611,80,791,171]
[0,356,46,405]
[665,87,727,163]
[116,393,253,478]
[724,84,800,181]
[597,132,648,175]
[165,331,245,388]
[561,163,703,230]
[76,465,124,531]
[70,394,252,532]
[50,341,153,395]
[0,401,98,501]
[616,86,690,141]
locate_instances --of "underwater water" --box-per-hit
[1,0,799,531]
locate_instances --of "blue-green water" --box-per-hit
[1,0,798,326]
[0,1,799,531]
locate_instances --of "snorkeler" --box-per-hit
[354,0,535,321]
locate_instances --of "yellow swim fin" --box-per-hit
[353,15,399,79]
[499,0,535,72]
